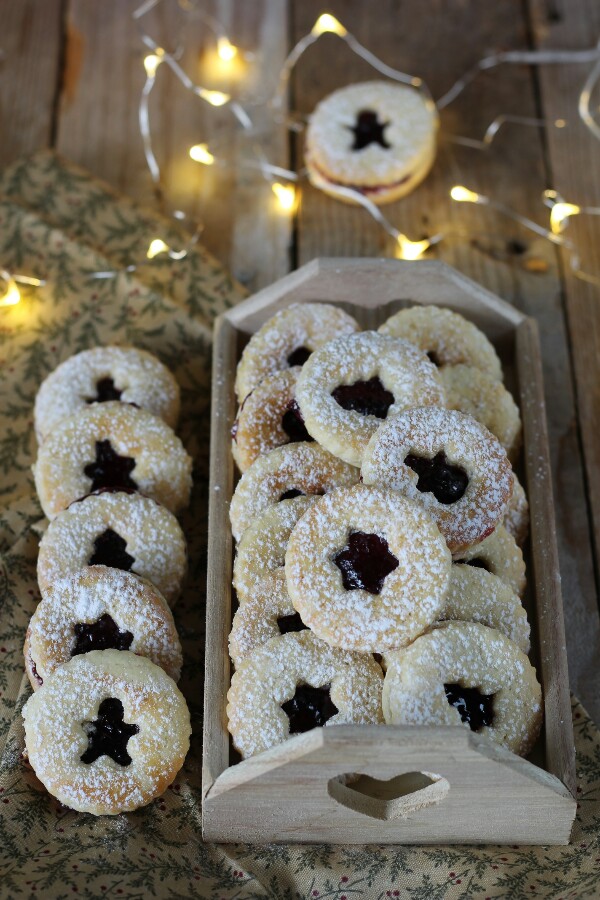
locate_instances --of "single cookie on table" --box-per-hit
[305,81,438,205]
[34,345,180,443]
[23,650,191,815]
[227,630,384,758]
[383,621,542,756]
[439,364,522,461]
[295,332,445,467]
[285,484,451,652]
[232,368,314,472]
[229,442,358,541]
[24,566,182,690]
[361,407,513,554]
[454,524,526,598]
[37,490,186,607]
[439,564,530,653]
[233,496,317,605]
[378,305,503,381]
[503,472,529,546]
[33,401,193,520]
[235,303,359,403]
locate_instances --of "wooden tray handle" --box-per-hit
[327,769,450,820]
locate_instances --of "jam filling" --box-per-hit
[88,528,134,571]
[287,346,311,367]
[427,350,441,366]
[72,613,134,657]
[459,557,489,571]
[404,452,468,505]
[87,377,123,404]
[349,109,391,151]
[80,697,139,766]
[334,531,398,594]
[280,488,305,501]
[444,683,495,732]
[281,399,314,443]
[281,683,338,733]
[331,376,394,419]
[277,611,307,635]
[84,440,138,492]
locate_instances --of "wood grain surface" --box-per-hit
[0,0,599,720]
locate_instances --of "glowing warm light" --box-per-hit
[550,201,581,234]
[189,143,215,165]
[272,182,297,211]
[311,13,347,37]
[196,87,230,106]
[396,235,431,261]
[217,36,238,62]
[450,185,482,203]
[144,50,164,77]
[0,273,21,308]
[146,239,170,259]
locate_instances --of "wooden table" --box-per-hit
[3,0,600,720]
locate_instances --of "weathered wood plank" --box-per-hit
[0,0,64,170]
[290,0,600,721]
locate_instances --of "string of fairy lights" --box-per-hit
[2,4,600,307]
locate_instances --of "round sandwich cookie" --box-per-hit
[33,402,193,520]
[227,630,384,758]
[305,81,438,205]
[229,442,359,541]
[285,484,452,652]
[383,621,543,756]
[229,589,309,669]
[34,346,180,443]
[454,524,526,598]
[295,331,445,467]
[503,472,529,546]
[361,407,513,553]
[378,305,503,381]
[24,566,182,689]
[22,650,191,815]
[37,490,186,607]
[235,303,359,403]
[232,368,314,473]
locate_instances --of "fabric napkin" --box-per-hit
[0,152,598,899]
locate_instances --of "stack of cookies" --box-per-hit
[22,347,192,815]
[227,303,542,760]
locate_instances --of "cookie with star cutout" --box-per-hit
[305,80,439,205]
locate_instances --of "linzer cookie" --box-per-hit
[285,484,451,652]
[503,472,529,546]
[227,630,384,758]
[454,524,526,597]
[295,332,445,467]
[235,303,359,403]
[361,407,513,553]
[383,621,543,756]
[33,401,193,519]
[305,81,438,205]
[22,650,191,815]
[34,345,180,443]
[37,490,186,607]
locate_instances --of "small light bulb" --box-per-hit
[396,235,431,261]
[189,143,215,165]
[311,13,347,37]
[549,201,581,234]
[147,239,170,259]
[196,87,231,106]
[144,50,164,77]
[450,185,482,203]
[272,182,297,211]
[217,36,238,62]
[0,273,21,308]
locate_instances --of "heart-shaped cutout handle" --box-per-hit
[327,771,450,820]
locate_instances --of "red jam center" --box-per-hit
[88,528,134,571]
[87,377,123,403]
[277,611,307,635]
[404,452,469,505]
[349,109,391,151]
[280,488,305,501]
[444,683,495,731]
[72,613,134,657]
[334,531,398,594]
[331,376,394,419]
[281,683,339,733]
[287,346,311,367]
[281,399,314,443]
[80,697,139,766]
[83,440,138,492]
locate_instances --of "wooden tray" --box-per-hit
[203,258,577,845]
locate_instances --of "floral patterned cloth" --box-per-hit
[0,153,599,899]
